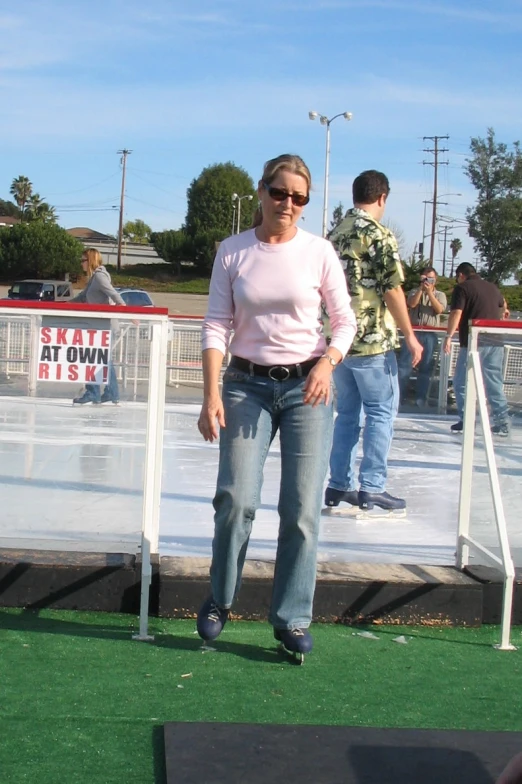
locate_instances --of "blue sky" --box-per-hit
[2,0,522,272]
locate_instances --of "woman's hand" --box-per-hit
[198,394,225,442]
[497,752,522,784]
[303,359,334,407]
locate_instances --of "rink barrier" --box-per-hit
[2,316,522,409]
[456,320,521,651]
[0,299,170,641]
[0,550,521,627]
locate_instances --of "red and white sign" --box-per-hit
[37,326,112,384]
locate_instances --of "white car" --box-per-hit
[114,288,154,307]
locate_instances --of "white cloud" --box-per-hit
[312,0,522,27]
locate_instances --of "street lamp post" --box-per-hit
[231,193,253,234]
[309,110,353,237]
[231,198,237,235]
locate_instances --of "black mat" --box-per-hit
[164,722,522,783]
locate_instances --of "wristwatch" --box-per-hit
[320,353,338,367]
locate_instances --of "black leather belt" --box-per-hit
[229,355,320,381]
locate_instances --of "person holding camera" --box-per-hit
[398,266,447,407]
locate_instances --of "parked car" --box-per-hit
[6,279,74,302]
[114,288,155,307]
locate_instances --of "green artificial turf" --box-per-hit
[0,609,521,783]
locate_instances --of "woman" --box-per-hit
[197,153,357,659]
[72,248,125,405]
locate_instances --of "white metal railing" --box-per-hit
[456,323,519,651]
[2,317,522,410]
[0,301,170,643]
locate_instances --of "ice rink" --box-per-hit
[1,396,521,567]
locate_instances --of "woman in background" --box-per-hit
[72,248,125,405]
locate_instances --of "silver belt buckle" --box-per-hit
[268,365,290,381]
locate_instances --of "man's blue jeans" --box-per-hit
[453,346,508,424]
[398,331,438,403]
[85,365,119,403]
[328,351,399,494]
[210,367,333,630]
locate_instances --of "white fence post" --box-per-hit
[455,325,517,652]
[133,318,168,642]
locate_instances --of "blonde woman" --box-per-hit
[72,248,125,405]
[196,153,357,660]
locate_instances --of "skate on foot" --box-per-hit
[450,420,463,433]
[274,627,313,665]
[73,393,100,405]
[100,390,120,405]
[491,422,509,437]
[196,596,229,642]
[358,491,406,518]
[324,487,359,508]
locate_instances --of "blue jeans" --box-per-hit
[453,346,508,424]
[85,364,119,403]
[210,367,333,630]
[398,331,438,402]
[328,351,399,494]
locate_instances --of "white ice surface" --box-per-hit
[0,397,520,566]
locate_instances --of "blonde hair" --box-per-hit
[82,248,103,277]
[252,153,312,228]
[261,153,312,190]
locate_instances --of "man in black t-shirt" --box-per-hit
[443,262,509,436]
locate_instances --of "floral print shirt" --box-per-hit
[329,208,404,356]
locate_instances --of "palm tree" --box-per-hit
[449,238,463,277]
[401,253,425,292]
[10,176,33,220]
[26,194,57,224]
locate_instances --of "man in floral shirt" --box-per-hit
[325,170,423,512]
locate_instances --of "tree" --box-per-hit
[25,193,57,224]
[9,176,33,219]
[185,162,256,271]
[449,237,462,278]
[465,128,522,283]
[0,198,21,218]
[400,254,426,292]
[328,202,345,235]
[150,229,192,276]
[382,219,407,258]
[123,218,152,244]
[0,222,83,279]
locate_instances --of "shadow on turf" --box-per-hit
[0,609,283,664]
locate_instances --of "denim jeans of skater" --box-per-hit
[85,364,119,403]
[329,350,399,494]
[453,346,508,424]
[210,367,333,630]
[398,330,438,403]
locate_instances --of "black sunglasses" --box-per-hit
[263,182,309,207]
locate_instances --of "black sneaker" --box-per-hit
[450,421,463,433]
[196,596,229,641]
[324,487,359,507]
[358,491,406,511]
[491,422,509,437]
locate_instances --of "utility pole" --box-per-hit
[423,135,449,266]
[116,149,132,272]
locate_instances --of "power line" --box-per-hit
[46,172,121,197]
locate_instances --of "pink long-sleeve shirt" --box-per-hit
[202,227,356,365]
